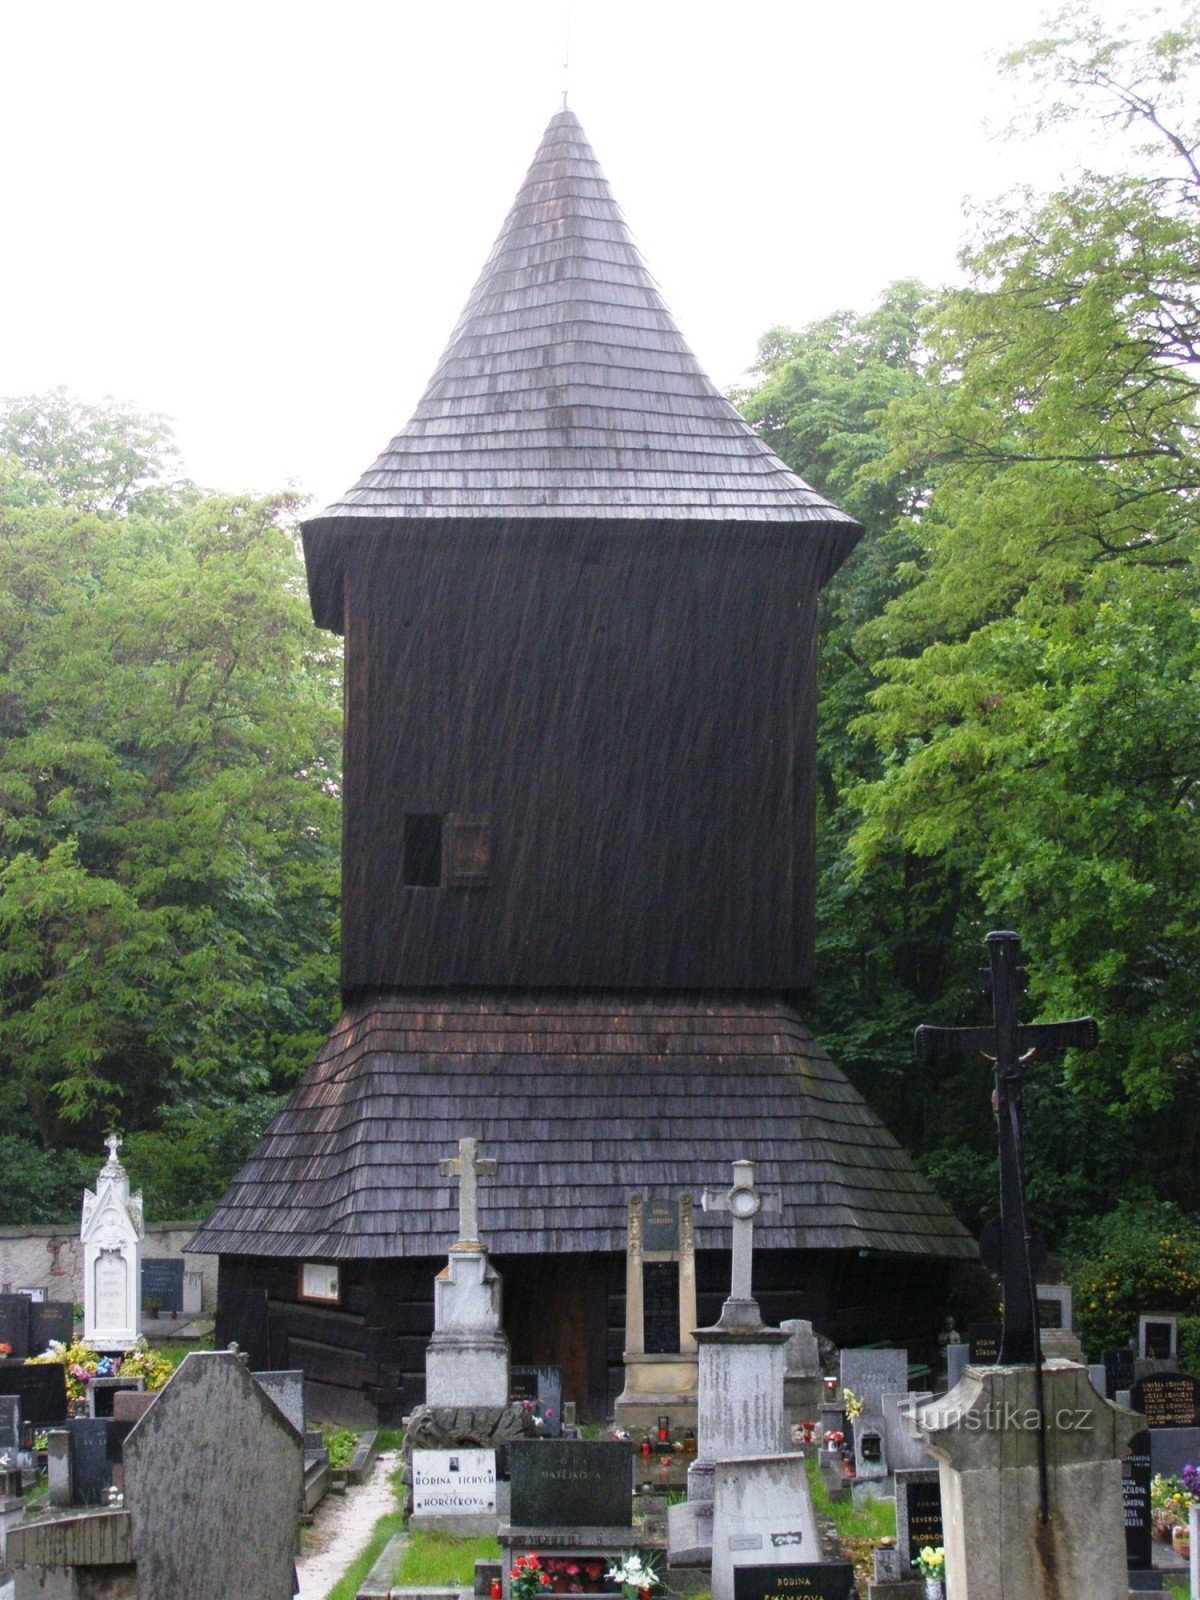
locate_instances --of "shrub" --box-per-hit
[1072,1204,1200,1358]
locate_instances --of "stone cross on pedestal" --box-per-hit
[702,1160,780,1306]
[438,1137,497,1252]
[104,1133,122,1166]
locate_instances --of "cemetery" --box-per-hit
[5,15,1200,1600]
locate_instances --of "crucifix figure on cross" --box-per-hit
[438,1136,498,1252]
[702,1159,781,1306]
[916,930,1097,1366]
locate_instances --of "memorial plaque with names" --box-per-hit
[30,1301,73,1353]
[1037,1298,1063,1330]
[1104,1349,1135,1400]
[967,1322,1002,1364]
[509,1370,538,1402]
[411,1448,497,1516]
[644,1198,680,1253]
[1142,1318,1176,1359]
[509,1439,632,1528]
[509,1365,563,1437]
[0,1295,31,1360]
[894,1468,943,1567]
[0,1361,68,1424]
[642,1261,680,1355]
[733,1563,858,1600]
[1123,1428,1152,1572]
[69,1417,113,1506]
[141,1258,185,1314]
[1129,1373,1200,1429]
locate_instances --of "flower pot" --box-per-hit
[923,1581,945,1600]
[1172,1523,1190,1559]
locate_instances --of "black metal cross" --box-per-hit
[915,930,1098,1366]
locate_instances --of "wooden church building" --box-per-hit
[189,107,974,1423]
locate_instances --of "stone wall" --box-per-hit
[0,1223,217,1311]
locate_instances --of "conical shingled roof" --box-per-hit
[308,107,857,529]
[187,995,976,1262]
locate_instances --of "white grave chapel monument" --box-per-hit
[425,1136,510,1408]
[81,1134,144,1351]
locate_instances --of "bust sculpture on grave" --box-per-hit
[81,1136,144,1353]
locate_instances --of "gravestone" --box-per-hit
[81,1134,144,1351]
[838,1349,907,1424]
[411,1448,497,1532]
[1103,1349,1135,1400]
[252,1369,306,1437]
[1129,1373,1200,1429]
[122,1349,303,1599]
[614,1191,699,1435]
[711,1454,823,1600]
[0,1361,68,1424]
[881,1390,933,1473]
[68,1417,113,1506]
[508,1438,632,1528]
[1138,1314,1178,1361]
[733,1564,857,1600]
[0,1296,31,1360]
[780,1320,822,1426]
[141,1258,184,1316]
[945,1342,970,1389]
[509,1364,562,1437]
[89,1376,144,1419]
[1122,1428,1152,1577]
[1036,1284,1072,1331]
[966,1322,1002,1364]
[894,1467,943,1568]
[852,1417,887,1482]
[0,1396,18,1452]
[1107,1350,1132,1401]
[425,1136,509,1409]
[29,1300,73,1353]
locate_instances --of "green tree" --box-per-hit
[0,395,341,1213]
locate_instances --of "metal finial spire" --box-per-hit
[561,0,571,107]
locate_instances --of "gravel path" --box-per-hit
[295,1450,399,1600]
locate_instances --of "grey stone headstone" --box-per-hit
[509,1365,562,1437]
[946,1343,970,1389]
[0,1360,68,1423]
[894,1467,943,1567]
[0,1297,31,1360]
[46,1429,72,1506]
[1087,1363,1107,1396]
[508,1438,632,1528]
[0,1396,18,1452]
[1149,1425,1200,1480]
[711,1454,822,1600]
[882,1390,933,1471]
[123,1350,303,1600]
[68,1417,113,1506]
[838,1348,908,1419]
[28,1301,73,1353]
[853,1414,888,1481]
[252,1369,306,1437]
[1035,1283,1073,1332]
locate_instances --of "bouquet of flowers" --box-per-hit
[842,1388,863,1421]
[1151,1473,1191,1535]
[510,1554,552,1600]
[822,1429,844,1452]
[605,1553,660,1600]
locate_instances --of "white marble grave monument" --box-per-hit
[81,1136,144,1352]
[425,1137,510,1409]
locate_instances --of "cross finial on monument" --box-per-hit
[438,1136,498,1252]
[702,1159,781,1308]
[104,1133,122,1166]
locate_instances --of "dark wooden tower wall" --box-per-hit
[339,525,822,993]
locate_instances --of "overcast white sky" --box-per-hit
[1,0,1133,509]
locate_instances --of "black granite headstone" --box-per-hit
[69,1418,113,1506]
[29,1301,74,1353]
[1130,1373,1200,1429]
[1104,1349,1135,1400]
[509,1365,563,1437]
[0,1295,31,1360]
[0,1360,68,1424]
[967,1322,1002,1364]
[643,1197,680,1253]
[1142,1319,1176,1360]
[1036,1297,1064,1330]
[141,1258,185,1314]
[643,1261,680,1356]
[1123,1428,1152,1573]
[900,1475,944,1565]
[733,1564,858,1600]
[509,1439,632,1528]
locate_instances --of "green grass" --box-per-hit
[376,1426,405,1450]
[321,1510,406,1600]
[146,1336,213,1370]
[394,1531,502,1585]
[805,1453,896,1541]
[1165,1577,1189,1599]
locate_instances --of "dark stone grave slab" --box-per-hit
[509,1439,632,1528]
[643,1261,680,1355]
[1123,1428,1152,1574]
[509,1364,563,1437]
[733,1563,858,1600]
[68,1417,113,1505]
[0,1394,18,1450]
[0,1360,68,1423]
[894,1467,942,1567]
[1130,1373,1200,1429]
[1104,1348,1135,1400]
[29,1300,73,1352]
[643,1197,680,1253]
[141,1258,185,1315]
[89,1377,143,1419]
[1149,1424,1200,1480]
[1037,1297,1063,1330]
[967,1322,1002,1364]
[0,1295,31,1360]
